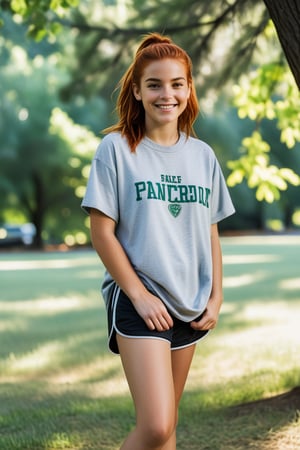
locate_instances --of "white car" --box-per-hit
[0,223,36,246]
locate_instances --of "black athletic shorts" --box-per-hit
[107,285,208,354]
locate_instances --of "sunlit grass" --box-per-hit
[265,415,300,450]
[0,236,300,449]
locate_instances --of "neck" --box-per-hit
[145,125,180,147]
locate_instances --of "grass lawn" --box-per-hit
[0,235,300,450]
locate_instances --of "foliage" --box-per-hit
[1,0,79,40]
[234,62,300,148]
[1,0,269,96]
[227,132,299,203]
[1,1,300,240]
[0,14,98,247]
[228,53,300,203]
[49,0,300,214]
[60,0,269,99]
[48,107,100,244]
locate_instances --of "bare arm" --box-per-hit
[190,223,223,330]
[90,208,173,331]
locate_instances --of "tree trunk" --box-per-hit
[30,172,45,249]
[263,0,300,89]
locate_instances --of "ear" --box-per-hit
[133,83,142,101]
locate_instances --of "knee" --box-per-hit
[143,417,176,447]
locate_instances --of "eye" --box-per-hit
[147,83,160,89]
[173,82,184,88]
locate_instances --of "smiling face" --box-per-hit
[133,58,191,134]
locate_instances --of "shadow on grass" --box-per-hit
[1,244,299,449]
[0,384,133,450]
[1,380,299,450]
[177,387,300,450]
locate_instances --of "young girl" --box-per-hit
[82,33,235,450]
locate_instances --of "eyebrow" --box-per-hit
[145,77,186,82]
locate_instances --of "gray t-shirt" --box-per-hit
[82,132,235,321]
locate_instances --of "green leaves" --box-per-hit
[229,41,300,203]
[11,0,27,15]
[233,59,300,149]
[227,131,300,203]
[233,64,284,121]
[7,0,79,40]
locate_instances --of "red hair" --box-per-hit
[104,33,199,152]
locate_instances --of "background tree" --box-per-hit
[57,0,300,216]
[2,0,299,88]
[0,13,99,247]
[263,0,300,89]
[1,0,300,245]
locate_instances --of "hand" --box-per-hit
[132,291,174,331]
[190,296,222,331]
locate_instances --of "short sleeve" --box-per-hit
[81,143,119,222]
[210,159,235,224]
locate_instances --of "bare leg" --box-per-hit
[117,334,196,450]
[117,336,176,450]
[161,344,196,450]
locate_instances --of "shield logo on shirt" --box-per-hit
[168,204,182,218]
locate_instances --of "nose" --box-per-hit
[160,85,172,99]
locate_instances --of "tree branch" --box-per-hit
[55,0,242,38]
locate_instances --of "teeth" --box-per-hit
[158,105,175,109]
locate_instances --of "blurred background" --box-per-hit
[1,0,300,250]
